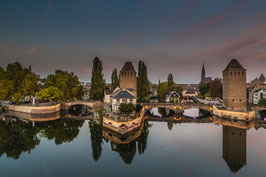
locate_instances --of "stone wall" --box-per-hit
[213,106,255,120]
[8,103,61,114]
[119,71,137,96]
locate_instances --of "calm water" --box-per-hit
[1,109,266,177]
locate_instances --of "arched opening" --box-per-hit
[68,104,92,117]
[146,107,175,118]
[182,108,210,119]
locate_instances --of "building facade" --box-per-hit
[248,73,266,104]
[119,61,137,96]
[111,89,137,113]
[253,88,266,104]
[223,59,247,111]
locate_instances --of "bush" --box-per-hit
[119,103,136,115]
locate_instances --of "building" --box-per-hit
[165,91,181,103]
[201,63,212,83]
[253,88,266,104]
[111,88,137,113]
[223,59,247,111]
[248,73,266,104]
[119,61,137,97]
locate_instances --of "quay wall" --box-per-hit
[7,103,61,114]
[213,105,255,121]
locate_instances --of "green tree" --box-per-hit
[157,82,182,102]
[199,82,209,98]
[89,121,104,161]
[167,73,174,86]
[37,86,64,102]
[45,70,84,101]
[137,60,150,102]
[119,103,136,115]
[22,72,40,98]
[208,78,222,98]
[111,68,119,90]
[259,98,266,106]
[90,57,105,100]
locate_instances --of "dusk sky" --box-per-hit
[0,0,266,83]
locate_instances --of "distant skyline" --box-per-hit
[0,0,266,83]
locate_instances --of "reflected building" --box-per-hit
[223,125,247,173]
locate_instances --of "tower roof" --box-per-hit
[259,73,265,83]
[120,61,136,73]
[223,59,246,72]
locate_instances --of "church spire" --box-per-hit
[201,63,206,82]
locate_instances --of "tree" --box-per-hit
[167,73,174,86]
[199,82,209,98]
[259,98,266,106]
[119,103,136,115]
[22,72,40,98]
[137,60,150,102]
[36,86,64,102]
[157,82,182,102]
[45,70,84,101]
[111,69,119,90]
[90,57,105,100]
[208,78,222,98]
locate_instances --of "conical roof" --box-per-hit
[259,73,265,83]
[223,59,246,72]
[120,61,136,73]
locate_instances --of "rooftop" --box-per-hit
[120,61,136,73]
[223,59,246,72]
[113,90,136,99]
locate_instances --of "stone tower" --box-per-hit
[201,63,206,83]
[223,59,246,111]
[119,61,137,96]
[259,73,265,83]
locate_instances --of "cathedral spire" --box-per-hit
[201,63,206,82]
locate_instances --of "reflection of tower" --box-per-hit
[223,126,246,173]
[111,142,136,164]
[201,63,206,83]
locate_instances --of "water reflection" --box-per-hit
[147,108,175,118]
[223,126,246,173]
[0,111,266,176]
[182,108,210,118]
[0,117,84,159]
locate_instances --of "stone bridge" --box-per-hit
[142,103,213,113]
[61,101,102,111]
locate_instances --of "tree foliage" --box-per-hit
[137,61,150,102]
[199,82,209,98]
[259,98,266,106]
[36,86,64,102]
[42,70,84,101]
[0,62,40,103]
[157,82,182,102]
[208,78,222,98]
[90,57,105,100]
[119,103,136,115]
[167,73,174,86]
[111,68,119,90]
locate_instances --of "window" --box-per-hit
[231,72,232,76]
[232,99,234,102]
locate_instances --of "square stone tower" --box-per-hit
[223,59,247,111]
[119,61,137,96]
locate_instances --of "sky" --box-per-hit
[0,0,266,83]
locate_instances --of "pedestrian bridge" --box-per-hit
[142,103,213,113]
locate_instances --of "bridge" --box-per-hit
[142,103,213,113]
[60,101,102,111]
[250,106,266,112]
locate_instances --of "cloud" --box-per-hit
[120,33,137,44]
[172,0,250,41]
[25,46,38,55]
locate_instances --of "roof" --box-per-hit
[120,61,136,73]
[112,90,136,99]
[223,59,246,72]
[166,91,181,97]
[254,88,266,93]
[259,73,265,83]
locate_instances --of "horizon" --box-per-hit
[1,0,266,83]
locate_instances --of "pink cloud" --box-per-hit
[25,46,38,55]
[120,33,137,44]
[172,0,250,41]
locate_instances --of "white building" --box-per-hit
[253,88,266,104]
[165,91,181,103]
[111,88,137,113]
